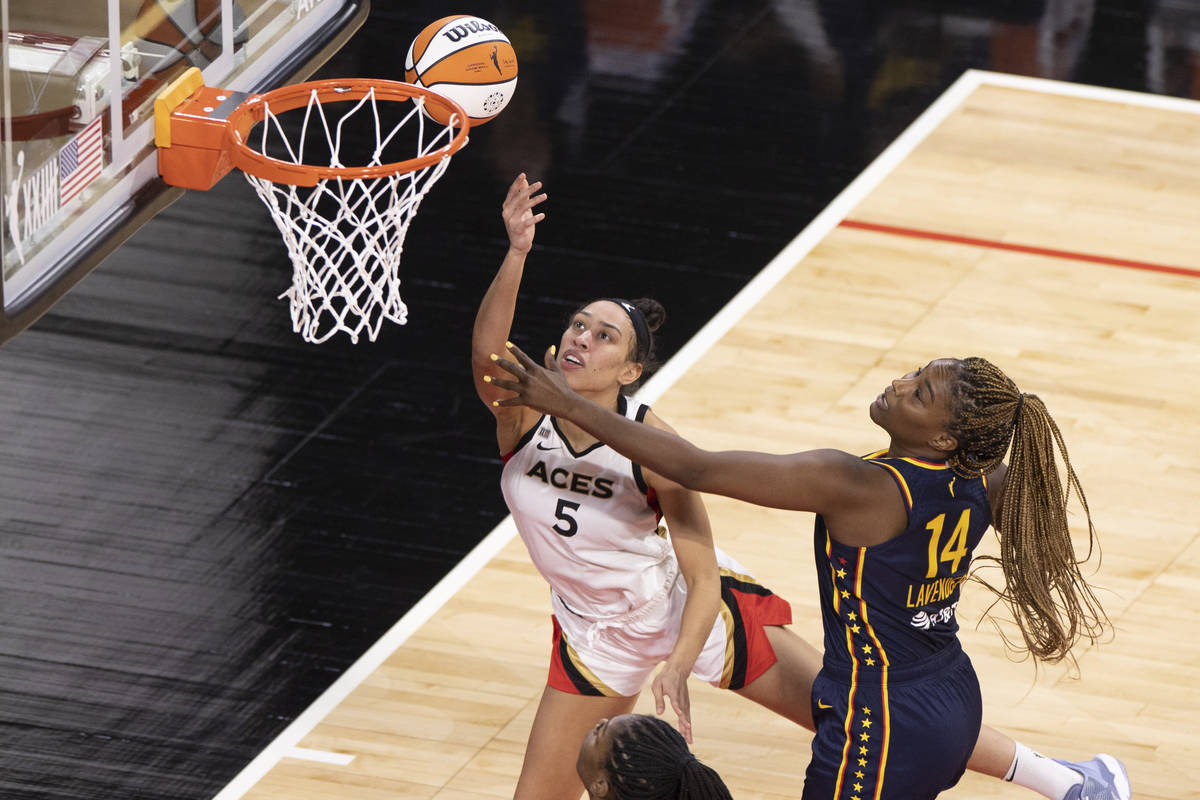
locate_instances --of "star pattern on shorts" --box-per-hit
[844,703,879,800]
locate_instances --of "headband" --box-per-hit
[601,297,651,363]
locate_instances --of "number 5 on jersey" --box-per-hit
[553,498,581,536]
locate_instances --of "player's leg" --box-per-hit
[972,725,1131,800]
[732,624,821,731]
[970,723,1018,776]
[514,685,638,800]
[733,625,1128,799]
[706,553,817,728]
[701,555,1128,797]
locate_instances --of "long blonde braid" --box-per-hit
[947,357,1109,664]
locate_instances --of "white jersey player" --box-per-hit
[474,174,818,800]
[501,394,789,697]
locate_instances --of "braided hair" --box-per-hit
[945,357,1109,664]
[606,715,732,800]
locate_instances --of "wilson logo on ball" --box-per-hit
[441,19,502,41]
[404,14,518,126]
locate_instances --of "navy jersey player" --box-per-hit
[492,330,1131,799]
[808,451,993,796]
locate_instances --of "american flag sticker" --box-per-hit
[59,116,105,206]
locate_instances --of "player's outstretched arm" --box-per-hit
[490,342,872,516]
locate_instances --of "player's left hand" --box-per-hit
[652,663,694,744]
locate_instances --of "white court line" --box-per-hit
[210,519,519,798]
[210,68,1187,799]
[284,747,356,766]
[638,68,984,404]
[968,69,1200,113]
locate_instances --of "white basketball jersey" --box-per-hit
[501,397,675,621]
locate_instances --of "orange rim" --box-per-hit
[223,78,470,186]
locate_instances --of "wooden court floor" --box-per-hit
[228,73,1200,800]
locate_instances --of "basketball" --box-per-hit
[404,15,518,126]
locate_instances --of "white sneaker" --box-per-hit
[1056,754,1131,800]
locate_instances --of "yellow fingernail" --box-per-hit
[550,345,556,355]
[490,353,498,361]
[492,401,499,406]
[505,341,514,349]
[483,375,492,383]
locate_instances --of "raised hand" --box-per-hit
[488,342,578,418]
[501,173,547,255]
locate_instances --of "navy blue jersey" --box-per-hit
[814,451,993,671]
[807,451,992,799]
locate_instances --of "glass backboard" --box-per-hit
[0,0,368,343]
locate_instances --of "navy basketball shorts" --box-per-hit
[802,641,982,800]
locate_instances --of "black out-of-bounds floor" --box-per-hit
[0,1,1191,797]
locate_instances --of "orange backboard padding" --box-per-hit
[153,66,206,148]
[156,85,238,191]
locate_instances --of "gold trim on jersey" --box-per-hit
[562,635,620,697]
[895,456,948,470]
[719,565,758,585]
[871,460,913,510]
[829,545,894,799]
[853,548,892,799]
[716,566,764,689]
[718,602,737,689]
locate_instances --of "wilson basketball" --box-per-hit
[404,15,518,126]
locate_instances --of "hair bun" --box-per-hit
[631,298,666,333]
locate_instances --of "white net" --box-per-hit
[242,87,461,343]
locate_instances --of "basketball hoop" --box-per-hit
[155,68,470,344]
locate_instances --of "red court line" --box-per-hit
[840,219,1200,280]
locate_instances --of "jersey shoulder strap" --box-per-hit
[618,395,653,493]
